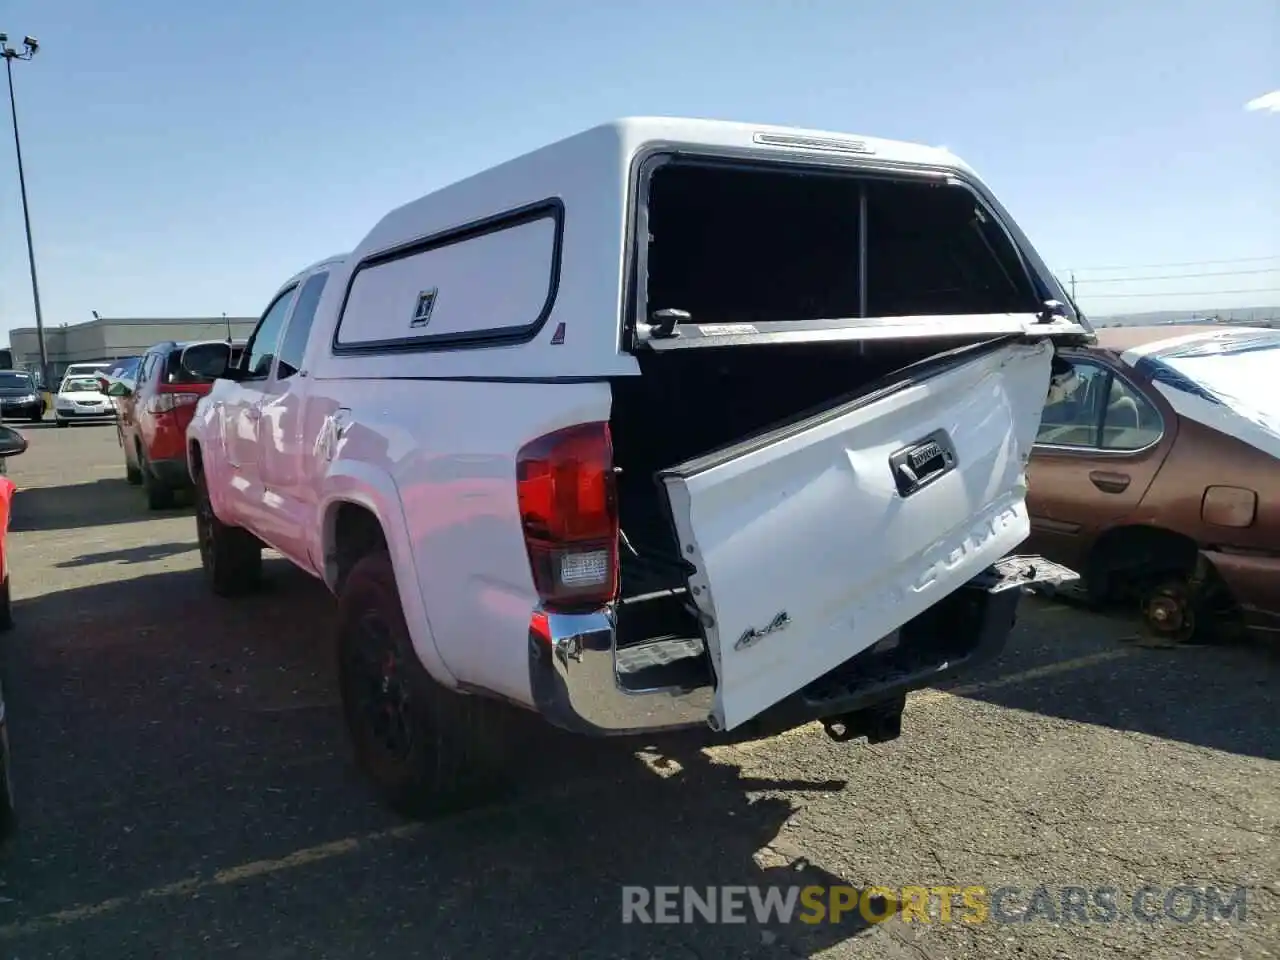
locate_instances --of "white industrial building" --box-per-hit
[7,315,257,383]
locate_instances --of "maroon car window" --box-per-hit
[1037,361,1109,447]
[1100,377,1162,451]
[1037,358,1164,451]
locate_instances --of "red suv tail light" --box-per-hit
[516,422,619,612]
[145,392,201,415]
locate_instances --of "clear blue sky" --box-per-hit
[1,0,1277,337]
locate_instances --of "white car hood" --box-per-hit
[1120,328,1280,460]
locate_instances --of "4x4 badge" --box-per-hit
[735,611,791,651]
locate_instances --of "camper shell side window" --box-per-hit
[331,199,565,356]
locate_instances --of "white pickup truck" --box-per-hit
[184,117,1084,817]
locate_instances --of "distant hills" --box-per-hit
[1089,304,1279,327]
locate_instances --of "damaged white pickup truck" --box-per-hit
[184,117,1084,817]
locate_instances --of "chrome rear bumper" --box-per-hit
[526,554,1078,738]
[527,609,713,736]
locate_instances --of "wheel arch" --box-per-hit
[187,437,204,480]
[325,499,390,594]
[1087,523,1201,599]
[319,464,457,689]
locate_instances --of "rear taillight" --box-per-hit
[145,392,200,415]
[516,422,619,612]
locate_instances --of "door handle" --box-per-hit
[1089,470,1130,494]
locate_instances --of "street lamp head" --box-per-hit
[22,36,37,53]
[0,34,7,44]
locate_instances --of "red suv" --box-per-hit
[111,339,245,509]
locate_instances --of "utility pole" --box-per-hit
[1,33,49,390]
[223,312,232,341]
[1069,271,1077,302]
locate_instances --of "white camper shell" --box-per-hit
[187,117,1085,817]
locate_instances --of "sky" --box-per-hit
[0,0,1277,338]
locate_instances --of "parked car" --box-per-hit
[0,423,29,841]
[106,340,245,508]
[60,361,114,381]
[52,374,116,428]
[0,370,44,423]
[96,359,141,416]
[183,117,1087,817]
[1026,324,1279,642]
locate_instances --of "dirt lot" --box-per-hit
[0,422,1275,959]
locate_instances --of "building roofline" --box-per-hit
[8,316,258,336]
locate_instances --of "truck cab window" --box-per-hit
[244,288,298,380]
[275,272,329,379]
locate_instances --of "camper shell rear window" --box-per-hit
[637,158,1045,337]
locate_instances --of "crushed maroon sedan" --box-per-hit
[1025,324,1279,643]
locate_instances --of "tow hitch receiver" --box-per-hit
[820,695,906,744]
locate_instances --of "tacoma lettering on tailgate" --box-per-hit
[851,501,1024,629]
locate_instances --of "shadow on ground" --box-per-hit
[9,478,190,532]
[55,541,199,569]
[0,564,929,957]
[942,599,1279,762]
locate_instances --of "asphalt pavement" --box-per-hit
[0,422,1275,959]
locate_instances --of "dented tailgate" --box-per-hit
[659,338,1054,731]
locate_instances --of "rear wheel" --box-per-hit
[124,433,143,485]
[0,716,14,843]
[195,470,262,596]
[139,445,175,510]
[337,550,511,819]
[0,576,11,632]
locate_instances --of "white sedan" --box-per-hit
[53,375,117,428]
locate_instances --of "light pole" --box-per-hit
[1,33,49,390]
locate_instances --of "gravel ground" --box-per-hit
[0,422,1275,959]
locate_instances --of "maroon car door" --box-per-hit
[1025,355,1176,570]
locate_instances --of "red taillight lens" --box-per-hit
[145,392,200,415]
[516,422,619,612]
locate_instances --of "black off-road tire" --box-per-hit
[0,576,11,632]
[0,718,14,844]
[139,445,176,510]
[337,550,511,820]
[125,454,143,486]
[195,469,262,596]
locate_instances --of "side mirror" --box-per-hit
[0,426,29,459]
[105,380,132,398]
[181,342,233,381]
